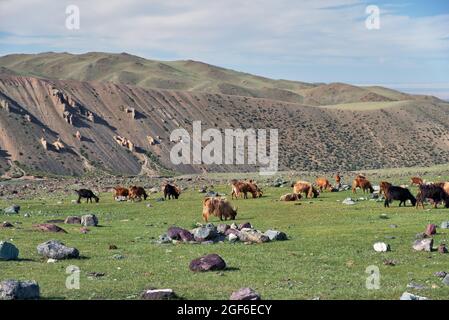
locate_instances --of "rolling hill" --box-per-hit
[0,52,448,177]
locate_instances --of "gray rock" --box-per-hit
[141,288,178,300]
[342,198,356,205]
[112,254,124,260]
[217,224,230,234]
[239,229,270,243]
[189,254,226,272]
[0,280,40,300]
[400,292,429,300]
[157,234,171,244]
[230,287,261,300]
[441,221,449,229]
[0,241,19,260]
[3,205,20,214]
[434,271,447,278]
[36,240,79,259]
[407,282,427,290]
[64,216,81,224]
[442,274,449,286]
[227,233,239,243]
[412,238,433,252]
[81,214,98,227]
[264,230,287,241]
[192,224,217,241]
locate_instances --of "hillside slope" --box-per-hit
[1,74,449,176]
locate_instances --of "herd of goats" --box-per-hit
[71,173,449,223]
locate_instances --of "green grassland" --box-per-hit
[1,179,449,300]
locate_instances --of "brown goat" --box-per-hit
[202,197,237,222]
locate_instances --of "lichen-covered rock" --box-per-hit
[239,229,270,243]
[81,214,98,227]
[36,240,79,259]
[141,288,178,300]
[32,223,67,233]
[0,280,40,300]
[413,238,433,252]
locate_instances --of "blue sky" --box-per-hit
[0,0,448,98]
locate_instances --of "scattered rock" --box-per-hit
[32,223,67,233]
[413,238,433,252]
[441,221,449,229]
[0,280,39,300]
[157,234,171,244]
[264,230,287,241]
[239,229,270,243]
[400,292,428,300]
[115,196,127,202]
[442,274,449,286]
[141,288,178,300]
[407,282,427,290]
[3,205,20,214]
[192,224,217,242]
[189,254,226,272]
[437,244,448,254]
[112,254,124,260]
[1,221,13,228]
[425,224,437,236]
[87,272,106,278]
[46,258,57,263]
[383,259,396,266]
[227,233,239,243]
[389,224,398,228]
[64,216,81,224]
[217,224,230,234]
[373,242,390,252]
[80,227,89,234]
[434,271,447,278]
[415,232,428,240]
[36,240,79,259]
[81,214,98,227]
[238,222,252,230]
[230,288,261,300]
[109,244,118,250]
[167,226,194,242]
[0,241,19,260]
[342,198,356,205]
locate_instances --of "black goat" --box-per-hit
[384,186,416,208]
[75,189,99,203]
[416,184,449,209]
[164,184,180,200]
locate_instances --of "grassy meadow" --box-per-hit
[1,177,449,300]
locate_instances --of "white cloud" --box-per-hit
[0,0,448,85]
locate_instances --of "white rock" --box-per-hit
[400,292,429,300]
[373,242,390,252]
[342,198,356,205]
[46,258,57,263]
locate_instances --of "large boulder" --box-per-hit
[81,214,98,227]
[0,241,19,261]
[189,254,226,272]
[32,223,67,233]
[36,240,79,259]
[64,216,81,224]
[230,288,261,300]
[413,238,433,252]
[239,229,270,243]
[141,288,178,300]
[264,230,287,241]
[0,280,40,300]
[192,224,217,242]
[3,205,20,214]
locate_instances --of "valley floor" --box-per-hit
[1,181,449,300]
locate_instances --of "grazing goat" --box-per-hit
[202,197,237,222]
[75,189,99,203]
[352,176,374,194]
[384,185,416,208]
[315,177,333,192]
[416,184,449,209]
[292,181,319,198]
[113,187,129,199]
[129,186,148,201]
[231,180,261,199]
[164,184,180,200]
